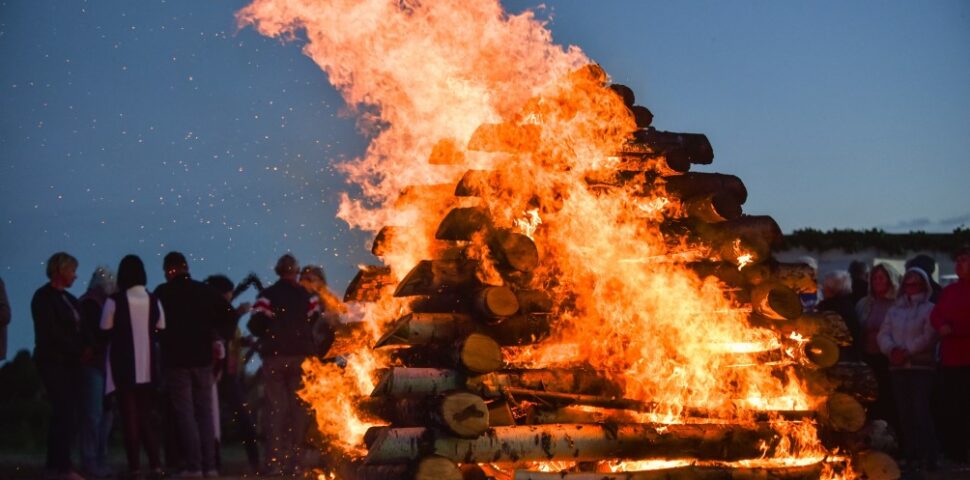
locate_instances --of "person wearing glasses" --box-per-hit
[878,267,938,471]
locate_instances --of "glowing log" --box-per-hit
[390,333,504,374]
[394,260,478,296]
[683,192,743,223]
[375,312,551,348]
[371,226,403,256]
[819,392,867,433]
[364,423,779,464]
[852,450,900,480]
[395,184,456,207]
[474,285,520,319]
[455,170,495,197]
[486,399,517,426]
[490,229,540,272]
[435,206,493,241]
[466,122,542,153]
[513,463,825,480]
[429,138,466,165]
[360,392,490,439]
[750,282,803,321]
[344,265,394,303]
[795,361,879,403]
[459,463,489,480]
[697,216,783,263]
[688,260,816,296]
[663,172,748,204]
[774,312,852,347]
[527,405,640,425]
[372,368,464,398]
[803,336,840,368]
[468,369,625,399]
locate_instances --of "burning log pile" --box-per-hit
[331,67,899,480]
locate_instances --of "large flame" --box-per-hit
[239,0,851,477]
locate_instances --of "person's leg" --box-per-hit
[949,366,970,463]
[40,363,77,473]
[911,371,938,468]
[116,387,142,474]
[133,385,163,471]
[284,358,309,474]
[890,370,918,463]
[190,366,216,473]
[97,392,115,475]
[260,357,287,473]
[221,373,259,469]
[78,366,102,474]
[167,368,202,472]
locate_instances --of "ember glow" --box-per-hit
[239,0,868,478]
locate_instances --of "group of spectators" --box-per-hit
[805,248,970,472]
[25,251,339,480]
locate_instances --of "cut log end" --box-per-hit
[439,392,490,438]
[460,333,504,374]
[852,450,901,480]
[823,392,867,433]
[414,455,462,480]
[476,286,520,318]
[752,282,803,321]
[804,336,840,368]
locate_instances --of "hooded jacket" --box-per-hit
[930,272,970,366]
[856,263,901,355]
[877,267,937,370]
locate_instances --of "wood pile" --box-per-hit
[338,66,895,480]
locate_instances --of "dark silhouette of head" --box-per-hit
[204,274,234,296]
[117,255,148,291]
[275,254,299,281]
[163,251,189,280]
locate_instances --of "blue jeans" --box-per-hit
[79,366,112,474]
[165,366,216,472]
[891,369,938,467]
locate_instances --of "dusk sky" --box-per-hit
[1,0,968,358]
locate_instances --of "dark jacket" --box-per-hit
[0,277,10,360]
[248,279,320,357]
[818,293,862,360]
[78,291,109,369]
[31,283,83,365]
[155,274,228,369]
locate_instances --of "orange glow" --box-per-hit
[239,0,857,478]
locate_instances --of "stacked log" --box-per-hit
[339,69,892,479]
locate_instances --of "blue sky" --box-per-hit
[1,0,968,357]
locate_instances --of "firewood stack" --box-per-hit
[341,65,899,480]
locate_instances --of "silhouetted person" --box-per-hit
[31,252,85,480]
[155,252,227,477]
[930,246,970,464]
[856,263,902,438]
[0,276,10,361]
[204,274,260,473]
[878,267,938,471]
[849,260,869,304]
[101,255,164,479]
[248,254,321,476]
[78,266,117,479]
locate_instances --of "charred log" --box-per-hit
[360,393,490,438]
[344,266,394,303]
[489,229,540,272]
[365,423,781,464]
[794,361,879,403]
[394,260,479,297]
[435,206,493,241]
[663,172,747,204]
[513,463,825,480]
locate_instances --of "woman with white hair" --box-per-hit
[817,270,861,359]
[78,266,117,479]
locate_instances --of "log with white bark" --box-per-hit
[364,423,779,464]
[359,393,490,438]
[468,368,625,399]
[372,368,465,398]
[389,333,505,374]
[513,463,825,480]
[374,312,551,348]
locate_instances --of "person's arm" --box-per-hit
[32,289,80,355]
[99,298,116,331]
[155,300,166,331]
[876,309,897,355]
[907,307,938,355]
[0,279,11,328]
[246,295,272,337]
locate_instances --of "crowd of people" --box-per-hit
[802,248,970,472]
[24,251,339,480]
[5,246,968,479]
